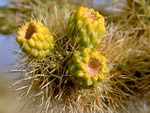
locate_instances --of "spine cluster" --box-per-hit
[16,7,107,88]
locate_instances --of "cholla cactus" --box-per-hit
[66,7,106,48]
[69,48,108,88]
[16,21,54,58]
[11,6,133,113]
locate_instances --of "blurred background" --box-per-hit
[0,0,150,113]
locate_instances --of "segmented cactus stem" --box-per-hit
[16,21,54,58]
[69,48,108,88]
[66,7,106,48]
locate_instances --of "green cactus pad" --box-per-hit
[69,48,108,88]
[66,7,106,48]
[16,21,54,58]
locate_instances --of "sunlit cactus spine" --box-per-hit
[16,21,54,58]
[11,6,133,113]
[69,48,108,88]
[8,0,150,112]
[66,7,106,48]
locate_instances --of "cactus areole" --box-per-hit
[69,48,108,88]
[16,21,54,58]
[66,7,106,48]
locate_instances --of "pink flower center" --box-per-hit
[86,58,101,76]
[84,12,98,20]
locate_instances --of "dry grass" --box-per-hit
[103,0,150,98]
